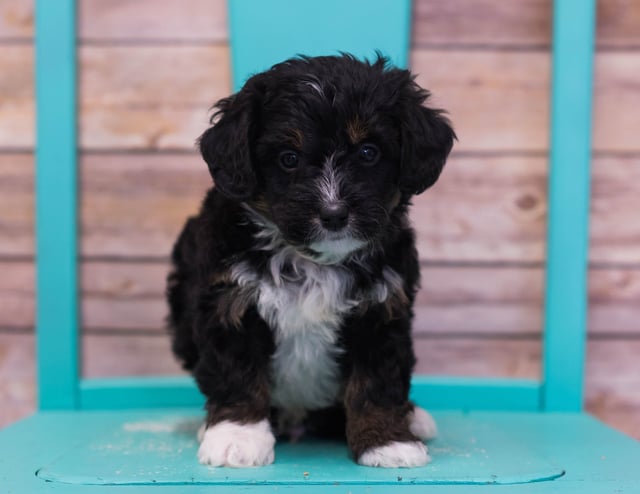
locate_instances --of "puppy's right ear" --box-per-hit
[199,85,262,200]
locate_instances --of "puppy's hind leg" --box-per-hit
[408,405,438,441]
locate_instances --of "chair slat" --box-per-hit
[35,0,80,409]
[228,0,411,90]
[543,0,596,411]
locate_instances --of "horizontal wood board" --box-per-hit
[3,46,640,152]
[3,0,640,48]
[1,153,639,263]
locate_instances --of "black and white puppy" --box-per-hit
[167,54,455,468]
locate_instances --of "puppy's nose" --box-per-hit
[319,204,349,231]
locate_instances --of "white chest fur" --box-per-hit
[230,248,357,413]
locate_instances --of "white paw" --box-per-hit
[409,406,438,440]
[197,419,276,467]
[358,441,431,468]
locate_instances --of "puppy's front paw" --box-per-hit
[358,441,430,468]
[198,419,275,467]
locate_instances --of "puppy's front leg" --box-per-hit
[193,306,276,467]
[344,320,430,468]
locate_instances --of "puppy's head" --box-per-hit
[199,54,455,263]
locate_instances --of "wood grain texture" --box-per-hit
[78,0,227,42]
[78,153,208,258]
[2,332,639,439]
[0,0,32,38]
[0,45,33,149]
[3,260,640,335]
[2,46,640,152]
[4,153,640,264]
[414,0,640,48]
[78,45,231,150]
[413,0,552,47]
[5,0,640,48]
[0,332,34,426]
[596,0,640,48]
[0,153,32,256]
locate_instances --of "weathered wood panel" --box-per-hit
[415,0,640,48]
[595,0,640,47]
[2,152,640,264]
[3,260,640,335]
[413,0,551,47]
[0,45,33,149]
[5,0,640,48]
[413,155,547,263]
[79,45,231,150]
[75,151,640,265]
[78,153,208,258]
[78,0,228,42]
[3,46,640,153]
[0,332,34,426]
[590,156,640,264]
[0,0,32,38]
[412,50,549,152]
[0,153,32,256]
[0,261,33,329]
[81,335,544,379]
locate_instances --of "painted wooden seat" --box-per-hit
[1,0,638,492]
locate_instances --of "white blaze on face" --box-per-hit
[317,153,342,205]
[309,154,367,263]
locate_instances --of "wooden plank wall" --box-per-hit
[0,0,638,435]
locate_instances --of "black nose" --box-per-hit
[319,204,349,231]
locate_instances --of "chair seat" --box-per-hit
[1,410,638,493]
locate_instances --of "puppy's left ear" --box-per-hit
[398,83,456,196]
[198,80,264,201]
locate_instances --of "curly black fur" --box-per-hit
[167,54,455,463]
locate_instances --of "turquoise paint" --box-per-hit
[2,411,639,492]
[228,0,411,91]
[79,377,204,409]
[78,376,541,412]
[411,376,542,411]
[542,0,596,411]
[36,412,562,485]
[34,0,80,410]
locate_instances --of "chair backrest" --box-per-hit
[34,0,596,413]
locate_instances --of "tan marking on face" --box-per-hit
[249,195,271,216]
[286,128,304,149]
[346,117,368,144]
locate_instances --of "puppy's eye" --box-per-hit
[279,151,300,171]
[358,143,379,165]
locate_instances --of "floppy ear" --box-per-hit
[198,84,262,200]
[398,83,455,196]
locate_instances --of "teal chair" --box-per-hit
[1,0,638,492]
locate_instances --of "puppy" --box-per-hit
[167,54,454,468]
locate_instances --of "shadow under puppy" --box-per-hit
[167,54,455,468]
